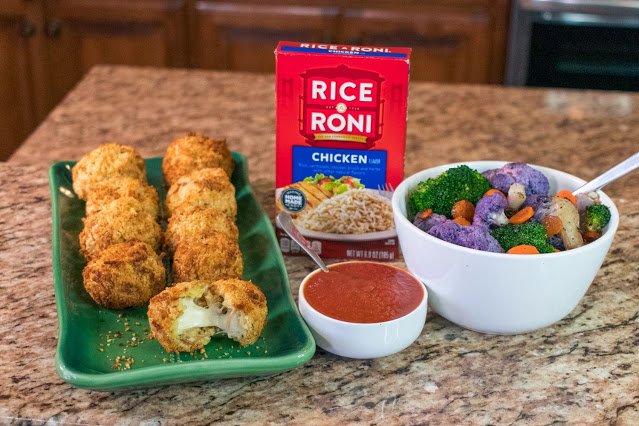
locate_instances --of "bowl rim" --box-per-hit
[298,260,428,327]
[391,160,620,259]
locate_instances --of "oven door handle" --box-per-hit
[521,0,639,15]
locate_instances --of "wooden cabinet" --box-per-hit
[43,0,188,108]
[189,0,509,84]
[0,1,47,160]
[190,2,339,73]
[341,1,509,84]
[0,0,509,160]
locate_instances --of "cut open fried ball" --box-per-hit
[172,233,243,282]
[165,167,236,218]
[162,133,234,187]
[82,241,166,309]
[148,279,267,353]
[72,143,146,200]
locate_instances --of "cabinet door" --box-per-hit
[190,2,339,72]
[341,2,508,83]
[0,1,45,160]
[44,0,187,106]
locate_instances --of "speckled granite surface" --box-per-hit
[1,66,638,425]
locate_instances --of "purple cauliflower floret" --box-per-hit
[473,193,509,228]
[482,162,550,196]
[413,212,447,233]
[524,194,554,222]
[548,235,565,251]
[428,220,504,253]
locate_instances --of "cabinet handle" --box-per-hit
[46,20,61,38]
[18,20,36,38]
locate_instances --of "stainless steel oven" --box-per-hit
[506,0,639,91]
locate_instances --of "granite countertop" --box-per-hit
[1,66,638,425]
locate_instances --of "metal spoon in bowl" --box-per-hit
[276,211,329,273]
[573,151,639,195]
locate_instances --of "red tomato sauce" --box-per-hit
[303,262,424,323]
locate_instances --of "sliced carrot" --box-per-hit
[418,208,433,220]
[509,206,534,224]
[507,245,540,255]
[453,217,471,226]
[556,190,577,206]
[542,215,563,236]
[582,229,602,243]
[451,200,475,222]
[554,248,561,253]
[484,189,507,199]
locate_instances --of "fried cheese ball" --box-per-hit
[72,144,146,200]
[165,168,236,218]
[162,133,234,187]
[164,207,239,253]
[148,279,267,352]
[173,233,243,282]
[85,176,159,218]
[83,241,166,309]
[79,196,162,260]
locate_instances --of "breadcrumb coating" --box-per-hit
[82,241,166,309]
[162,133,234,187]
[79,196,162,260]
[148,279,267,352]
[85,177,159,218]
[165,168,236,218]
[164,207,239,253]
[173,233,243,282]
[72,144,146,200]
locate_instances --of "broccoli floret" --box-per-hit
[584,204,611,232]
[408,165,490,218]
[491,222,555,253]
[482,163,550,196]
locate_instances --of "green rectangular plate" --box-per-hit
[49,154,315,390]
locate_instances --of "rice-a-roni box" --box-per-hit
[275,41,411,260]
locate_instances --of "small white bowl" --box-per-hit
[298,262,428,359]
[392,161,619,334]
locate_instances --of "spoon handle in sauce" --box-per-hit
[276,211,329,273]
[573,151,639,195]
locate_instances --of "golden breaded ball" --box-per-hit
[165,168,236,218]
[79,196,162,260]
[72,144,146,200]
[164,208,238,253]
[82,241,166,309]
[173,233,243,283]
[85,177,159,218]
[162,133,234,187]
[148,279,267,352]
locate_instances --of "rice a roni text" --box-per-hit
[275,42,410,260]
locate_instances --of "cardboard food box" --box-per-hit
[275,41,411,260]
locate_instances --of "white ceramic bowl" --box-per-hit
[392,161,619,334]
[298,262,428,359]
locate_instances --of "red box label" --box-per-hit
[275,41,411,260]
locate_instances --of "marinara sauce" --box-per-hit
[303,261,423,323]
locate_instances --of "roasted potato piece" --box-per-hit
[162,133,234,187]
[79,196,162,260]
[165,168,236,218]
[148,279,267,352]
[85,176,159,218]
[72,144,146,200]
[82,241,165,309]
[173,233,243,282]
